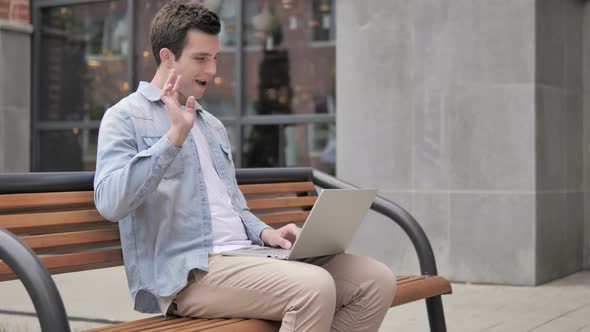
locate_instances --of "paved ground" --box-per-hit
[0,268,589,331]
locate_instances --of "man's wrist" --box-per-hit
[166,127,190,147]
[260,227,273,244]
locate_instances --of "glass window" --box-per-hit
[38,129,98,171]
[310,0,335,43]
[33,0,335,174]
[242,0,336,116]
[39,1,128,122]
[242,123,335,173]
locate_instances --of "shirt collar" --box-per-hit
[136,81,204,112]
[137,81,161,102]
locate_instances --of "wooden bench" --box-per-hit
[0,168,451,332]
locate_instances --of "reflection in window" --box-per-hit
[310,0,335,43]
[37,1,127,171]
[40,1,128,123]
[243,1,336,116]
[34,0,335,173]
[203,0,238,49]
[87,13,128,56]
[39,129,98,171]
[241,1,336,174]
[242,123,335,174]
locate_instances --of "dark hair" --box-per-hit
[150,0,220,66]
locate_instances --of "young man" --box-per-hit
[94,1,396,331]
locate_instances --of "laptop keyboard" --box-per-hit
[249,247,291,256]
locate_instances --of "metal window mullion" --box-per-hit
[278,124,285,166]
[218,114,335,125]
[127,0,136,91]
[240,114,335,125]
[35,0,108,8]
[234,0,244,167]
[31,1,42,171]
[36,121,102,130]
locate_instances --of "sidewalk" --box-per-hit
[0,268,589,331]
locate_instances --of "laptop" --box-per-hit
[221,189,378,260]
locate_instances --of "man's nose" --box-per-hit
[206,59,217,76]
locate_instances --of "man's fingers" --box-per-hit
[280,239,292,249]
[292,227,301,239]
[172,74,181,97]
[164,69,176,88]
[163,83,173,94]
[185,96,196,114]
[283,224,301,241]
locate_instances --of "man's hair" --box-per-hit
[150,0,220,66]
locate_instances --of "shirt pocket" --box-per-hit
[142,136,184,179]
[219,143,234,165]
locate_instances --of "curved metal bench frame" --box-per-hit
[0,228,71,331]
[0,167,447,332]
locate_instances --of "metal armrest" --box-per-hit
[0,227,70,332]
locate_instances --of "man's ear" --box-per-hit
[159,48,175,68]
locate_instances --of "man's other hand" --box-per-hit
[260,224,302,249]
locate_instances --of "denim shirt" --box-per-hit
[94,82,269,314]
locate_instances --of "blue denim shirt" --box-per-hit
[94,82,269,314]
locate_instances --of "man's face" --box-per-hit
[171,29,221,101]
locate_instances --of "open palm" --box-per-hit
[161,69,196,131]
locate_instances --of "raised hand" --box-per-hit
[162,70,196,147]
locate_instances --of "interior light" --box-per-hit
[87,60,101,67]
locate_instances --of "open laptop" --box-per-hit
[221,189,378,260]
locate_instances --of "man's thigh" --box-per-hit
[303,253,397,308]
[171,255,334,320]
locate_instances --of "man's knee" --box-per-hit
[293,265,337,309]
[363,258,397,305]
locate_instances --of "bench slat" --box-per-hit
[0,209,107,235]
[239,182,315,195]
[0,191,94,213]
[0,249,122,282]
[19,228,120,254]
[141,319,226,332]
[247,197,317,211]
[392,275,452,307]
[124,318,196,332]
[84,317,173,332]
[257,211,310,225]
[87,318,246,332]
[162,319,246,332]
[195,320,278,332]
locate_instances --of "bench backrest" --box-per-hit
[0,181,317,282]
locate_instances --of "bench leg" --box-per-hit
[426,296,447,332]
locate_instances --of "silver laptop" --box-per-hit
[221,189,378,260]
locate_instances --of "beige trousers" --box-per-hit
[170,253,396,332]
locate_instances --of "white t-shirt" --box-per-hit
[191,122,253,253]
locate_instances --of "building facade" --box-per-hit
[1,0,590,285]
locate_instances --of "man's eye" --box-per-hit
[195,57,206,61]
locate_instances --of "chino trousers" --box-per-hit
[170,253,396,332]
